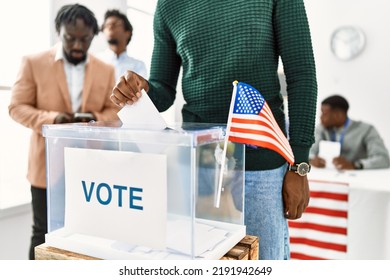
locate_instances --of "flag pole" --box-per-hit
[214,81,239,208]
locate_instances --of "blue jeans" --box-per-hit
[244,164,290,260]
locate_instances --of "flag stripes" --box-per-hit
[290,237,347,252]
[289,227,347,244]
[290,244,347,260]
[304,207,347,218]
[290,212,347,228]
[310,191,348,201]
[289,221,347,235]
[229,114,293,156]
[288,180,349,260]
[308,197,348,211]
[290,252,327,260]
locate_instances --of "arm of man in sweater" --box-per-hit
[275,0,318,219]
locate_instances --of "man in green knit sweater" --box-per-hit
[111,0,317,259]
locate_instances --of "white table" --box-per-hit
[289,167,390,260]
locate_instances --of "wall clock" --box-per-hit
[330,26,366,61]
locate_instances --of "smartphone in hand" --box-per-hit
[74,112,95,122]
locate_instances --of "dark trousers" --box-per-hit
[29,186,47,260]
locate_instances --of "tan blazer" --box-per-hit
[9,46,119,188]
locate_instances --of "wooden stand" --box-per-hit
[35,245,98,260]
[219,245,249,260]
[237,235,259,260]
[35,235,259,260]
[220,235,259,260]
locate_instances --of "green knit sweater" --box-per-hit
[148,0,317,170]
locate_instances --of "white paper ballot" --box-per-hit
[319,140,341,169]
[166,219,228,256]
[117,89,167,130]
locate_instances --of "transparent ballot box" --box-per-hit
[43,122,245,260]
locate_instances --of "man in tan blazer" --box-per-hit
[8,4,119,259]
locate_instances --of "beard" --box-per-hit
[64,50,87,65]
[107,38,119,45]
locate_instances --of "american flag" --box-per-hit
[226,82,294,165]
[288,179,348,260]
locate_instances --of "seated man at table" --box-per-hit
[310,94,390,170]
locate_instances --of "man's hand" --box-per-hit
[54,112,97,124]
[282,171,310,220]
[54,112,74,124]
[310,156,326,168]
[332,156,354,170]
[111,70,149,107]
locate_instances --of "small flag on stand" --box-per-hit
[228,81,294,164]
[215,81,294,207]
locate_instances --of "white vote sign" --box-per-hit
[64,147,167,249]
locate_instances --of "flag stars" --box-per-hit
[233,84,265,114]
[238,92,261,113]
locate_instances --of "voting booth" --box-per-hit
[42,122,246,260]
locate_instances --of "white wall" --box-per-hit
[304,0,390,149]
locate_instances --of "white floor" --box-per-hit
[0,203,32,260]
